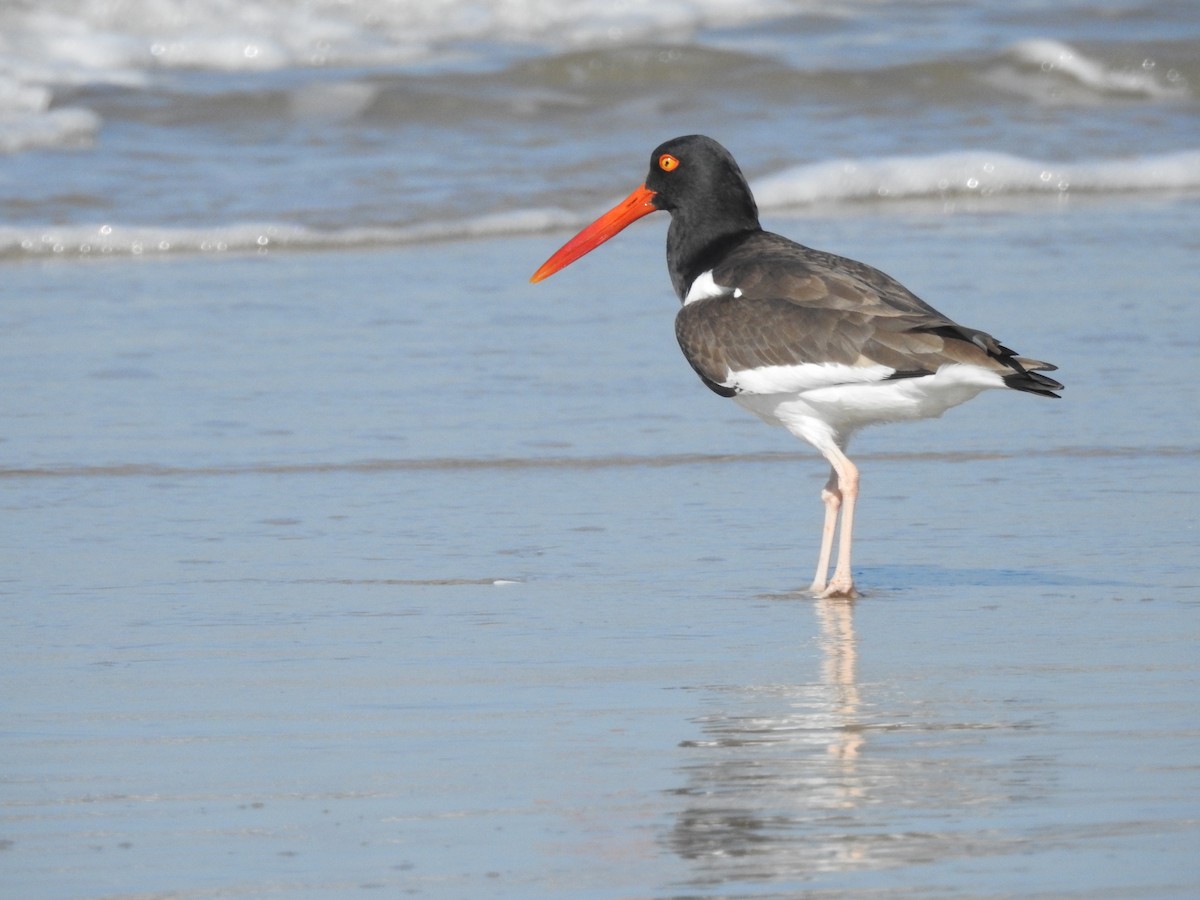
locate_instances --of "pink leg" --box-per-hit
[809,467,840,595]
[821,447,860,599]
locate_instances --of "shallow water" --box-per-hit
[4,200,1199,897]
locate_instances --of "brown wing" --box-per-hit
[675,231,1062,397]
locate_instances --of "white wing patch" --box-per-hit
[684,269,741,306]
[723,362,896,395]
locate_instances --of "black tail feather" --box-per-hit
[1003,369,1063,397]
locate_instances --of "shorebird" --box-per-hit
[531,135,1062,598]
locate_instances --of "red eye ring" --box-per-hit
[658,153,680,172]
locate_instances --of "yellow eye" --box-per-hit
[658,153,680,172]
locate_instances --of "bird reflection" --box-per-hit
[667,597,867,879]
[668,596,1049,883]
[815,597,863,767]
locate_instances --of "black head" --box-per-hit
[530,135,761,290]
[645,135,760,227]
[645,135,762,297]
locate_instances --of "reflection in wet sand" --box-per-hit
[668,598,1048,886]
[816,597,863,769]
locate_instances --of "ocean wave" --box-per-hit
[987,39,1190,103]
[0,70,103,151]
[2,2,1191,156]
[0,107,100,152]
[753,149,1200,208]
[4,147,1198,262]
[0,209,583,261]
[0,0,795,77]
[0,0,793,153]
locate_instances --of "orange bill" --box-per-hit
[530,184,658,283]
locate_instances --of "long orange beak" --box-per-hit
[530,184,658,283]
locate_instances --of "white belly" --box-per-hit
[733,363,1006,444]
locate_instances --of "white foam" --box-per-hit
[1005,39,1188,100]
[0,208,584,260]
[0,72,102,153]
[0,0,795,155]
[0,107,101,153]
[753,149,1200,209]
[1,0,795,77]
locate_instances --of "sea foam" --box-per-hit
[753,149,1200,209]
[0,209,584,260]
[0,0,792,154]
[1005,39,1188,100]
[1,0,793,75]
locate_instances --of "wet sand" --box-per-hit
[3,201,1199,897]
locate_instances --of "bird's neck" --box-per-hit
[666,211,760,301]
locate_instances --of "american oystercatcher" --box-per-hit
[531,135,1062,598]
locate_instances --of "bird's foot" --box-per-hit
[816,581,859,600]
